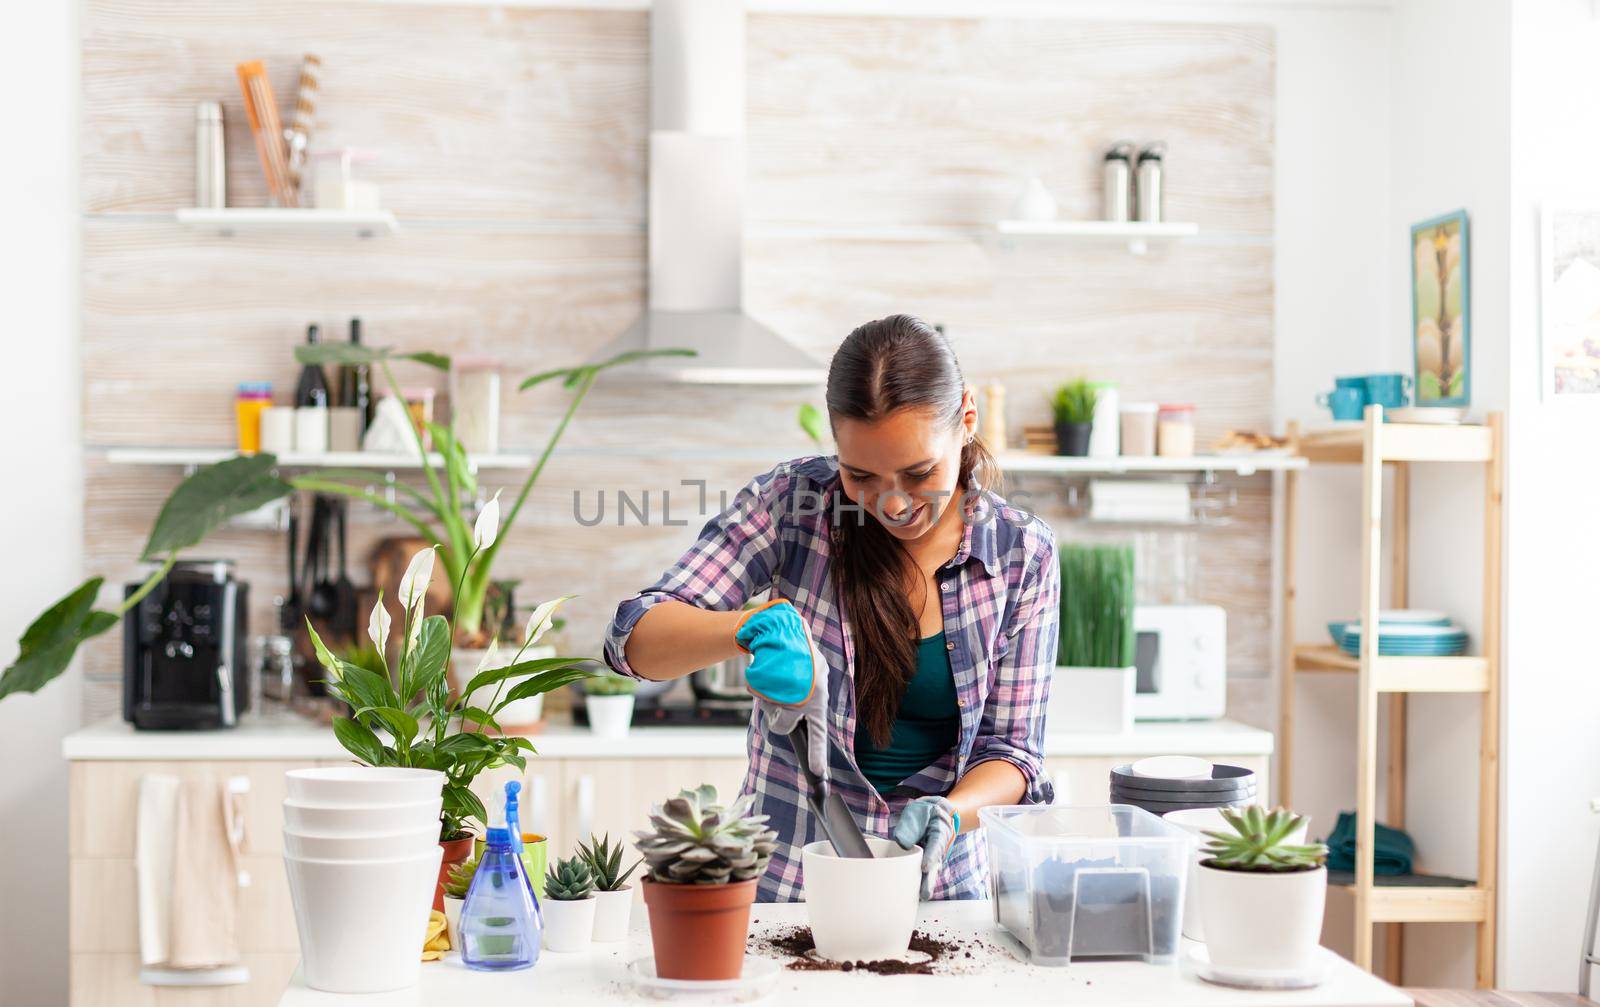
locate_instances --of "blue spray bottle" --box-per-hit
[459,781,542,970]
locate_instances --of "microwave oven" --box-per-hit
[1132,604,1226,721]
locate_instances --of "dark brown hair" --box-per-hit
[825,314,996,748]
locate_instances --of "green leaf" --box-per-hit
[141,455,293,560]
[798,403,827,448]
[405,351,451,371]
[0,579,120,701]
[497,666,597,709]
[304,618,341,677]
[337,661,400,715]
[354,706,420,746]
[457,706,503,732]
[464,655,597,698]
[293,344,450,372]
[403,615,452,699]
[332,716,386,765]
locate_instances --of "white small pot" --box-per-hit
[1047,666,1134,733]
[591,887,633,942]
[1165,808,1309,942]
[541,896,597,952]
[449,645,554,731]
[1197,864,1327,972]
[442,895,464,952]
[585,694,634,739]
[802,837,920,962]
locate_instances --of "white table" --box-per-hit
[277,901,1409,1006]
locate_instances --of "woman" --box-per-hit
[603,314,1058,902]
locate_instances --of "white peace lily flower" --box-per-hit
[465,638,500,704]
[523,595,575,647]
[367,595,392,653]
[398,545,437,615]
[472,490,502,551]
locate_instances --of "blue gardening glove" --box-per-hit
[892,796,960,900]
[736,600,830,782]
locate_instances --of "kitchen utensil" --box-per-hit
[282,797,443,836]
[306,497,339,622]
[281,498,301,629]
[1317,386,1365,421]
[1130,755,1213,780]
[787,720,873,859]
[283,55,321,197]
[801,837,920,961]
[331,499,358,636]
[285,766,445,807]
[1136,142,1166,222]
[282,825,437,861]
[235,61,296,207]
[284,849,441,993]
[1363,373,1412,409]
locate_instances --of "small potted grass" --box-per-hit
[582,672,637,739]
[1197,807,1329,973]
[578,833,643,942]
[1051,379,1098,456]
[1053,542,1136,732]
[541,855,597,952]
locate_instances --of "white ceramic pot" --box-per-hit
[282,797,441,837]
[1164,808,1309,942]
[285,767,445,808]
[541,896,597,952]
[1197,864,1327,972]
[283,848,442,994]
[585,694,634,739]
[443,895,465,952]
[591,887,633,942]
[801,837,920,962]
[282,825,438,861]
[1046,666,1134,733]
[450,645,554,731]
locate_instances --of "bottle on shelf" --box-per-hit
[337,317,373,429]
[294,324,331,409]
[294,324,331,455]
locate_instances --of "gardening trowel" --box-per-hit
[788,719,874,859]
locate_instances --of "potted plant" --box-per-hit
[1051,543,1136,732]
[1051,379,1098,456]
[634,785,776,980]
[578,833,643,942]
[582,673,637,739]
[541,856,597,952]
[1196,806,1330,972]
[441,854,478,952]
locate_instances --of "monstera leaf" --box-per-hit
[142,454,293,560]
[0,578,118,701]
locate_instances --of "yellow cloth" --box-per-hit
[421,910,450,960]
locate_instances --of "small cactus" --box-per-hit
[442,854,478,899]
[544,855,596,901]
[577,832,643,892]
[1202,806,1329,873]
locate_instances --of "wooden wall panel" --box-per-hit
[79,1,1277,731]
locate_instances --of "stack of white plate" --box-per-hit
[282,767,445,994]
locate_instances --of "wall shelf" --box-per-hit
[998,451,1305,476]
[174,208,399,238]
[101,447,531,470]
[993,219,1200,254]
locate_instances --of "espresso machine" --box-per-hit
[123,559,249,730]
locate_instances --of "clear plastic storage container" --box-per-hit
[979,804,1193,965]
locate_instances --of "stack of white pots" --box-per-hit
[282,767,445,993]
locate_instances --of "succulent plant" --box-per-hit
[544,855,596,901]
[1202,806,1329,873]
[634,784,777,885]
[577,832,643,892]
[442,854,479,900]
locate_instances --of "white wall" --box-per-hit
[1502,0,1600,990]
[0,3,81,1004]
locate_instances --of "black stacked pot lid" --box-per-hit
[1108,763,1257,815]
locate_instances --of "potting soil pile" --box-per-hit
[748,925,1004,976]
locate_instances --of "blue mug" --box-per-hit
[1363,373,1412,410]
[1334,376,1369,395]
[1317,386,1365,421]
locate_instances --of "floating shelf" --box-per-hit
[997,452,1305,476]
[102,447,531,470]
[993,219,1200,253]
[175,208,399,238]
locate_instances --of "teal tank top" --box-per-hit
[854,632,961,794]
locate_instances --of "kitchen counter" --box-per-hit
[276,901,1406,1007]
[61,715,1272,762]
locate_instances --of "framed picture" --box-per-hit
[1410,209,1470,406]
[1539,204,1600,400]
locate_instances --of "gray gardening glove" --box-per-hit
[736,599,831,783]
[892,795,960,900]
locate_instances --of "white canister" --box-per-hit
[450,357,501,455]
[260,406,296,454]
[294,406,329,455]
[1087,381,1119,457]
[328,407,362,452]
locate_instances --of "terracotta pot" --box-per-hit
[435,835,475,912]
[641,877,757,980]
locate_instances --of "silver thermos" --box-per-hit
[1136,142,1166,223]
[1102,141,1135,222]
[195,101,226,209]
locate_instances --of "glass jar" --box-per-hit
[1119,402,1158,457]
[1157,404,1196,458]
[254,634,296,713]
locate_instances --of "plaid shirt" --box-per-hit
[604,456,1058,902]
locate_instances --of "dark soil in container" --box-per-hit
[1029,857,1181,959]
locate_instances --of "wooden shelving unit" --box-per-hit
[1279,407,1503,988]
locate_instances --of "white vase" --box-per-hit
[585,694,634,739]
[448,645,555,731]
[591,887,633,942]
[1046,666,1134,732]
[1196,863,1327,971]
[801,837,921,961]
[442,895,465,952]
[541,896,597,952]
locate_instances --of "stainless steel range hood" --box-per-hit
[594,0,826,386]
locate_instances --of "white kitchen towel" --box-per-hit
[136,774,180,967]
